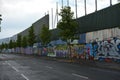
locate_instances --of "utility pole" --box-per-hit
[54,2,58,29]
[110,0,112,6]
[61,0,63,9]
[118,0,120,3]
[47,11,49,14]
[51,8,53,29]
[84,0,87,15]
[0,14,2,32]
[0,14,2,24]
[95,0,97,12]
[56,2,58,23]
[75,0,78,19]
[67,0,69,6]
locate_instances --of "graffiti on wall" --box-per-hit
[47,47,55,57]
[70,44,86,59]
[69,37,120,61]
[90,37,120,57]
[54,45,68,57]
[2,37,120,62]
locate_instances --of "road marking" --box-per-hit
[2,62,7,65]
[12,66,19,72]
[7,63,12,66]
[45,66,53,69]
[6,62,11,66]
[6,61,19,72]
[21,74,29,80]
[5,61,29,80]
[72,73,88,79]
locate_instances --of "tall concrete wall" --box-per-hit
[0,37,10,44]
[77,3,120,33]
[85,27,120,43]
[19,14,49,37]
[0,15,49,44]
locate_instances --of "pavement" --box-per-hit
[1,53,120,71]
[37,56,120,71]
[0,53,120,80]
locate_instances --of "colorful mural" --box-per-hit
[70,44,86,59]
[86,37,120,62]
[68,37,120,61]
[1,37,120,63]
[54,45,68,57]
[47,46,55,57]
[92,38,120,56]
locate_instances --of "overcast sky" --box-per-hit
[0,0,118,39]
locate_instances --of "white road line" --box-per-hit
[2,62,7,65]
[12,66,19,72]
[7,63,12,66]
[6,61,19,72]
[45,66,53,69]
[5,61,8,63]
[5,61,29,80]
[21,74,29,80]
[7,62,11,66]
[72,73,89,80]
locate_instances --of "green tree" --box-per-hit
[22,36,27,48]
[28,25,36,46]
[0,45,1,50]
[4,43,8,49]
[57,6,78,41]
[40,24,51,45]
[17,34,22,47]
[12,41,17,48]
[9,40,13,49]
[0,42,5,49]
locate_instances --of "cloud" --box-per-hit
[1,0,55,18]
[0,0,56,39]
[0,0,118,39]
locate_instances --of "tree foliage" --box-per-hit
[4,43,8,49]
[12,41,17,48]
[0,43,9,49]
[28,25,36,46]
[0,43,5,49]
[57,6,78,40]
[17,34,22,47]
[40,24,51,45]
[9,40,13,49]
[22,36,27,48]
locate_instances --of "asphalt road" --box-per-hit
[0,53,120,80]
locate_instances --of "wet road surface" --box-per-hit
[0,53,120,80]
